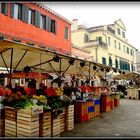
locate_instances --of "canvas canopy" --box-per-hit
[114,71,140,80]
[0,38,113,78]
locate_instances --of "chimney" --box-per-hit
[72,19,78,31]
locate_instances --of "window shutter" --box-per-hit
[48,17,51,32]
[84,34,87,42]
[3,3,8,15]
[0,3,1,13]
[10,3,14,18]
[55,20,57,34]
[22,5,29,23]
[35,10,40,27]
[45,16,49,30]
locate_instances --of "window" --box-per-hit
[109,56,112,66]
[127,47,129,54]
[50,19,56,34]
[115,59,118,68]
[114,40,117,48]
[13,3,22,20]
[28,9,35,25]
[117,28,120,35]
[84,34,88,42]
[130,49,133,55]
[96,36,102,43]
[131,64,134,71]
[0,3,5,14]
[102,57,106,65]
[122,31,125,38]
[108,37,111,45]
[40,14,46,29]
[123,45,125,52]
[65,26,69,40]
[0,3,8,15]
[119,42,121,50]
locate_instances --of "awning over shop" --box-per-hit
[0,39,113,78]
[114,71,140,80]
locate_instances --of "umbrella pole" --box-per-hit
[9,48,13,88]
[89,62,91,86]
[58,58,62,87]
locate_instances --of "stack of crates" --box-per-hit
[65,105,74,131]
[87,100,94,120]
[60,107,66,133]
[0,109,5,137]
[5,107,17,137]
[39,111,51,137]
[74,100,88,123]
[110,95,114,110]
[94,99,100,117]
[101,95,111,112]
[114,94,120,107]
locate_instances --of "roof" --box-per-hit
[34,2,72,25]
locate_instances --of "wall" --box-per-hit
[0,3,71,54]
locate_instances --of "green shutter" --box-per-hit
[22,5,29,23]
[55,20,57,34]
[48,17,51,32]
[45,16,49,30]
[109,57,112,66]
[0,3,1,13]
[10,3,14,18]
[4,3,8,15]
[35,10,40,27]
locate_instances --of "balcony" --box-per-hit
[83,40,107,49]
[107,26,115,34]
[83,40,99,48]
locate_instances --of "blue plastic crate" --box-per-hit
[88,106,94,113]
[94,99,100,105]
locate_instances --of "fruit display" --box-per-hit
[55,87,63,96]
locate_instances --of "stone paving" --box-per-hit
[61,99,140,137]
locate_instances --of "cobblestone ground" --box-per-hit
[61,99,140,137]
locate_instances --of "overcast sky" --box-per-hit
[46,2,140,51]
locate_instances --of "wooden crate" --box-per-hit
[110,99,114,110]
[5,107,17,137]
[0,119,5,137]
[60,108,66,133]
[65,105,74,131]
[94,105,100,117]
[51,115,60,137]
[17,109,39,137]
[39,111,51,137]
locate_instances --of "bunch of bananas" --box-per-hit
[55,87,63,96]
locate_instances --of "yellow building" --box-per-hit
[71,19,137,72]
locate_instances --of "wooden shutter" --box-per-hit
[35,10,40,27]
[4,3,8,15]
[45,16,49,30]
[0,3,1,13]
[48,17,51,32]
[10,3,14,18]
[22,5,29,23]
[54,20,57,34]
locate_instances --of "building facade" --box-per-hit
[136,50,140,73]
[72,19,137,72]
[0,2,71,54]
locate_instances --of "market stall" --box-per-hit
[114,71,140,100]
[0,38,121,137]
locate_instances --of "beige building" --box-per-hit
[71,19,137,72]
[136,50,140,73]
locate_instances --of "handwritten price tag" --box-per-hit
[32,106,43,115]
